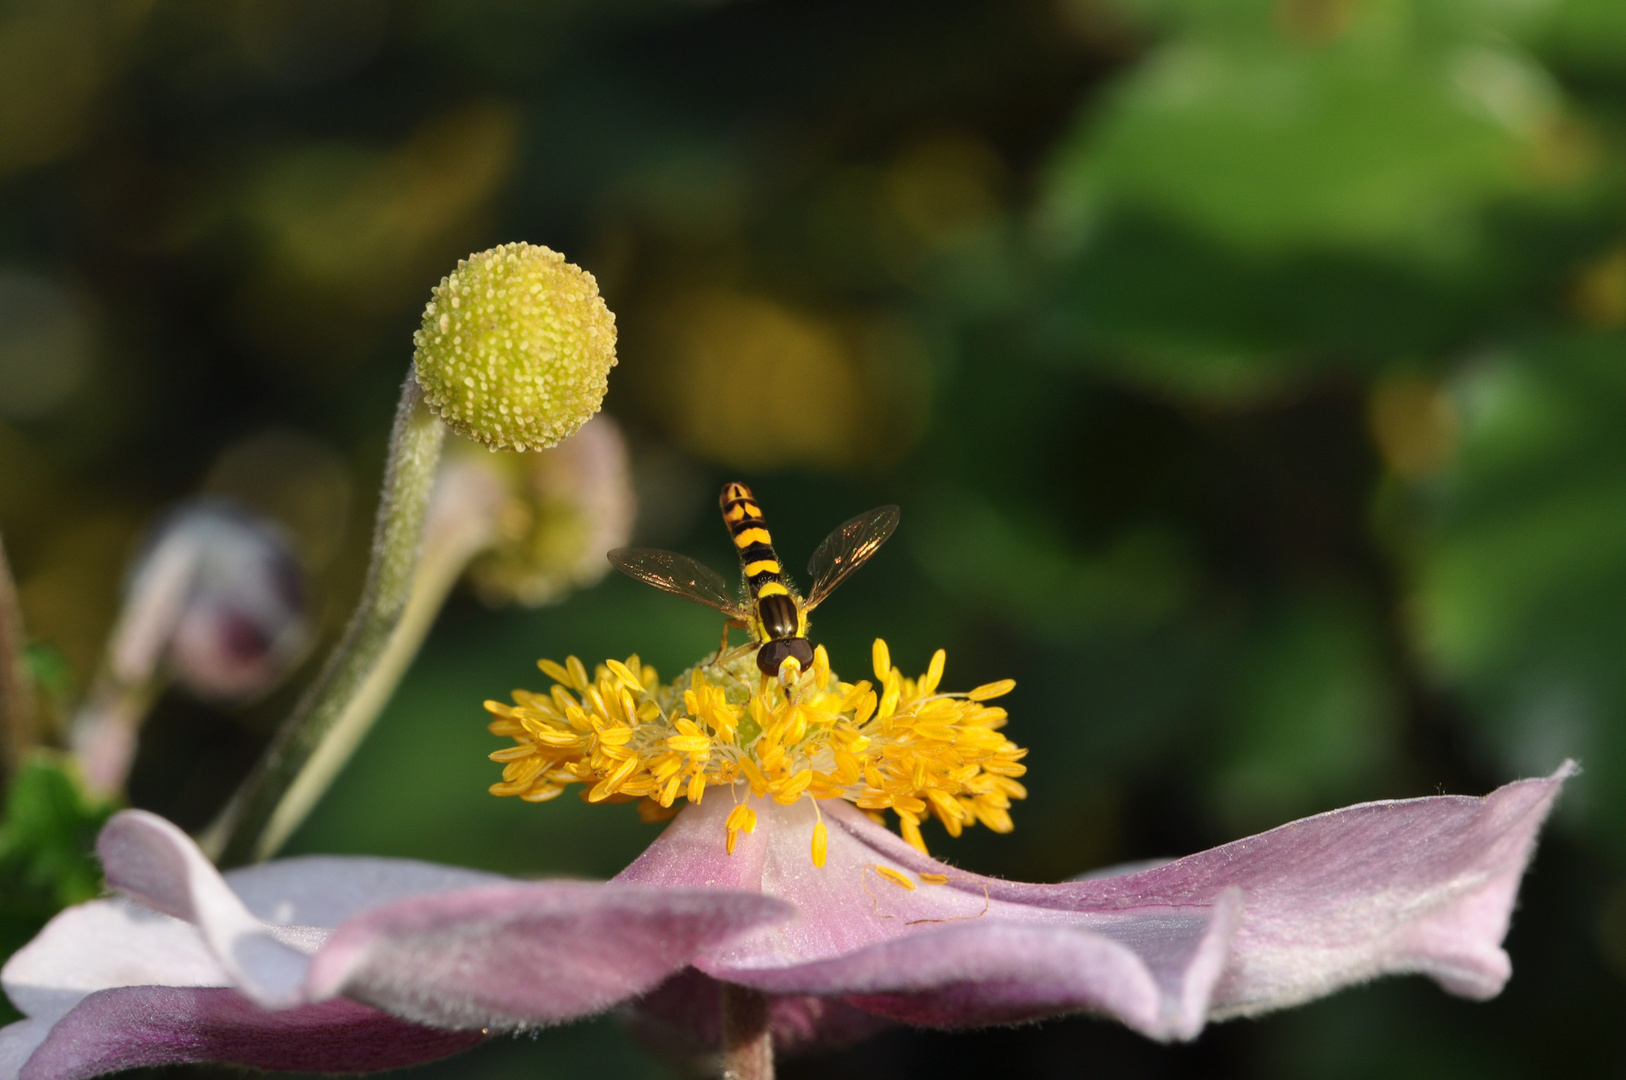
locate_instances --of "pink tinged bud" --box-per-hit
[457,413,637,608]
[72,503,312,794]
[114,502,309,702]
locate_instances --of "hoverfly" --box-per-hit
[608,482,899,680]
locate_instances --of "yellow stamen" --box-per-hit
[920,649,946,695]
[967,678,1015,702]
[486,643,1025,864]
[724,803,757,854]
[919,872,949,885]
[874,865,916,891]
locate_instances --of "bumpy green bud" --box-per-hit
[413,243,617,451]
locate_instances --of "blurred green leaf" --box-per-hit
[1207,591,1399,833]
[0,753,116,992]
[1046,40,1559,257]
[912,485,1196,641]
[1412,333,1626,848]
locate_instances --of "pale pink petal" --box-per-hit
[16,987,480,1080]
[2,897,230,1077]
[5,821,516,1080]
[96,811,315,1007]
[8,815,796,1079]
[621,798,1241,1039]
[621,764,1571,1041]
[3,899,226,1024]
[96,811,505,1009]
[1194,763,1574,1015]
[303,882,796,1029]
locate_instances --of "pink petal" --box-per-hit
[621,797,1241,1039]
[96,811,504,1009]
[303,881,796,1029]
[7,811,797,1078]
[621,763,1571,1041]
[98,808,797,1030]
[3,899,226,1023]
[15,987,481,1080]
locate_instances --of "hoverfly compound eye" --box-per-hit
[757,637,815,678]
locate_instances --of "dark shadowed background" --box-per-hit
[2,0,1625,1076]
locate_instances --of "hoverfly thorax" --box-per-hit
[608,483,899,682]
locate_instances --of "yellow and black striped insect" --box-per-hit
[608,483,899,680]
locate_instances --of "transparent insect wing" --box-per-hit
[804,505,900,610]
[607,548,746,618]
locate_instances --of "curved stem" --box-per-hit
[207,376,446,866]
[720,983,774,1080]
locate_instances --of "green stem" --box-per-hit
[719,984,774,1080]
[208,376,446,866]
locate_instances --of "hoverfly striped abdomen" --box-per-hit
[608,485,899,683]
[720,482,805,657]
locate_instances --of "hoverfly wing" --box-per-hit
[607,548,745,618]
[804,505,900,611]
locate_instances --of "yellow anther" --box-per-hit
[538,658,573,686]
[919,873,949,885]
[966,678,1016,702]
[874,865,916,891]
[920,649,946,695]
[490,643,1024,862]
[771,768,814,804]
[724,803,758,854]
[877,678,900,721]
[872,638,891,682]
[605,659,644,693]
[898,814,927,854]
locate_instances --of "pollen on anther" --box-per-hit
[487,642,1026,864]
[874,865,916,891]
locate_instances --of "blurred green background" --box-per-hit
[3,0,1626,1075]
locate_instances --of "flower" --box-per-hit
[485,642,1027,859]
[2,759,1572,1079]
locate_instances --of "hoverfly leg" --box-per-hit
[717,618,748,663]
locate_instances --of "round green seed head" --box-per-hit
[413,243,617,451]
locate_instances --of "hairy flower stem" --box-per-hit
[0,534,34,794]
[208,376,447,867]
[720,984,774,1080]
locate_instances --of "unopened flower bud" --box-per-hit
[112,502,309,702]
[412,243,617,452]
[74,502,310,794]
[457,414,635,607]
